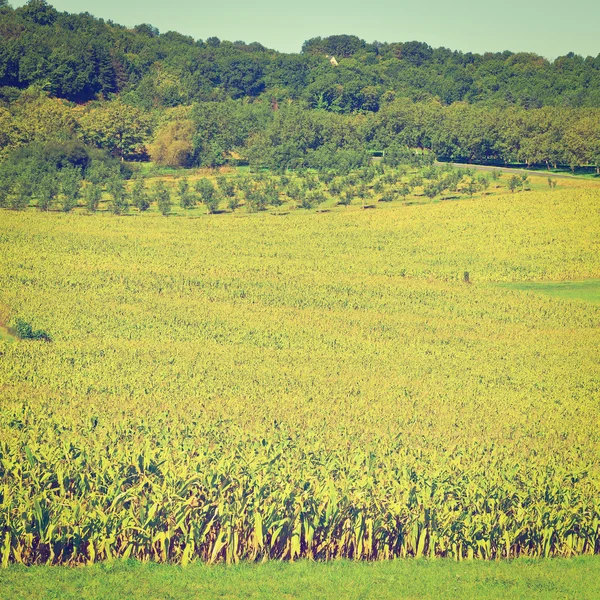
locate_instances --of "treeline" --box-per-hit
[4,92,598,172]
[0,1,599,174]
[2,1,600,109]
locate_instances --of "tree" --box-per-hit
[227,194,240,212]
[301,190,325,209]
[9,178,33,211]
[195,178,219,213]
[264,181,282,207]
[216,176,236,200]
[244,188,266,212]
[339,189,354,208]
[304,174,318,190]
[507,175,521,193]
[301,35,366,58]
[149,119,195,167]
[356,183,372,208]
[85,159,121,185]
[18,0,58,26]
[80,101,152,160]
[59,165,82,212]
[83,183,102,213]
[319,170,335,185]
[397,184,411,200]
[107,178,128,214]
[328,179,342,196]
[423,182,439,199]
[462,179,479,197]
[35,174,58,211]
[477,174,490,194]
[153,181,172,216]
[177,178,195,209]
[520,174,529,191]
[131,179,150,212]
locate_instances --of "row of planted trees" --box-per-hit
[3,160,552,216]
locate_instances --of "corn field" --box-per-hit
[0,188,599,564]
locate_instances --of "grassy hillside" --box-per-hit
[0,186,599,565]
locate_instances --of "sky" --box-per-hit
[11,0,600,59]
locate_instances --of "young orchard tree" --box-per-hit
[319,170,335,185]
[444,170,463,192]
[339,189,354,208]
[358,167,376,183]
[59,165,82,213]
[463,179,480,197]
[303,190,325,209]
[83,183,102,213]
[245,189,266,213]
[409,174,423,188]
[195,178,219,214]
[382,171,397,185]
[345,172,359,186]
[397,184,411,201]
[177,178,196,209]
[228,194,241,212]
[36,174,58,212]
[107,178,128,214]
[356,183,371,208]
[286,182,305,202]
[265,181,282,207]
[328,179,342,196]
[131,179,150,212]
[423,182,439,200]
[507,175,521,193]
[216,176,236,201]
[10,178,34,211]
[153,181,172,216]
[305,174,319,190]
[520,174,529,191]
[477,174,490,194]
[300,193,314,210]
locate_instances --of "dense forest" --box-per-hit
[1,0,599,179]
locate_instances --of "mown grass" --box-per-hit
[1,557,599,600]
[497,280,600,304]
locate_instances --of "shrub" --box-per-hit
[13,318,51,341]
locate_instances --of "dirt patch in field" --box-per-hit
[0,305,17,342]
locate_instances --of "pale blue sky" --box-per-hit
[11,0,600,59]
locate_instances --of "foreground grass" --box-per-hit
[1,558,599,600]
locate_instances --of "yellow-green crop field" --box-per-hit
[0,186,599,565]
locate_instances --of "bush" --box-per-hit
[13,318,51,341]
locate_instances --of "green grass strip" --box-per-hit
[496,279,600,304]
[1,557,599,600]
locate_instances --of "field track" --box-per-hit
[436,162,592,179]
